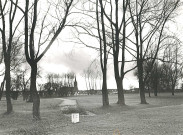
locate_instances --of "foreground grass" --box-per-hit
[0,97,69,135]
[0,93,183,135]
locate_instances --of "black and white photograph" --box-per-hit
[0,0,183,134]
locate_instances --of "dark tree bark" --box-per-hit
[116,79,125,105]
[30,63,40,119]
[172,83,175,96]
[154,82,158,96]
[102,69,109,106]
[137,61,147,104]
[153,65,159,96]
[96,0,109,106]
[4,58,13,113]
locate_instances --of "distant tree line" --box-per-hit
[41,72,77,97]
[1,71,77,100]
[82,59,102,91]
[140,42,183,97]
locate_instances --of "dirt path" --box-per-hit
[58,98,77,106]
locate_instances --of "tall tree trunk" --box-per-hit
[5,58,13,114]
[139,79,147,104]
[30,63,40,120]
[102,69,109,107]
[113,55,125,105]
[172,89,174,96]
[154,76,158,96]
[138,62,147,104]
[0,77,5,100]
[116,79,125,105]
[172,83,175,96]
[154,86,158,96]
[0,88,3,101]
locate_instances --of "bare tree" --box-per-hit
[128,0,180,104]
[0,0,23,114]
[82,59,102,91]
[12,0,74,119]
[98,0,138,105]
[96,0,110,106]
[161,40,183,95]
[0,37,24,101]
[72,0,136,105]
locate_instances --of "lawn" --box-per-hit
[0,93,183,135]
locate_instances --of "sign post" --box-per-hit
[71,113,79,123]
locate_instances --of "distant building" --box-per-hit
[74,76,78,93]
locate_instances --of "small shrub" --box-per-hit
[62,106,87,115]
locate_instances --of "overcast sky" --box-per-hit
[38,42,139,90]
[33,1,183,91]
[37,29,137,90]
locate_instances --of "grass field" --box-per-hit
[0,93,183,135]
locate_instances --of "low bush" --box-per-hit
[62,106,87,115]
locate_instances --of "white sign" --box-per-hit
[71,113,79,123]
